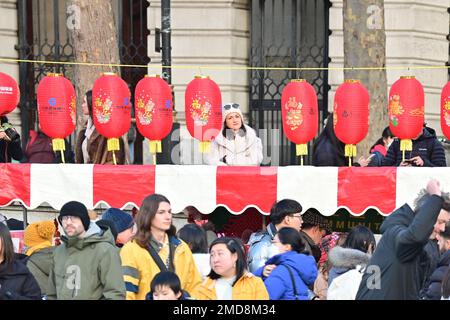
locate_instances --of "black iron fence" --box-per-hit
[249,0,331,166]
[16,0,150,163]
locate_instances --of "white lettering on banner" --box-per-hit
[66,265,81,297]
[366,265,381,290]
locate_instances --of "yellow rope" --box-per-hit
[0,57,449,72]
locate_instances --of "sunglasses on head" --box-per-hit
[223,103,239,110]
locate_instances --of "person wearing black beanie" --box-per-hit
[58,201,91,235]
[48,200,126,300]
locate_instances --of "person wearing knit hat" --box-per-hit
[300,208,331,263]
[48,200,126,300]
[23,221,56,298]
[207,103,263,166]
[100,208,136,246]
[58,200,91,237]
[24,221,55,256]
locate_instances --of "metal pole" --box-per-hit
[53,0,61,73]
[161,0,172,86]
[16,0,30,150]
[22,205,28,229]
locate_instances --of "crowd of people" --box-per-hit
[1,178,450,300]
[2,95,448,167]
[2,103,450,300]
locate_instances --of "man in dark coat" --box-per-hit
[381,126,446,167]
[356,179,450,300]
[423,221,450,300]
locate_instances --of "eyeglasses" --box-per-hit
[61,215,80,222]
[290,214,303,221]
[223,103,239,110]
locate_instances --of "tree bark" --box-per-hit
[343,0,388,158]
[66,0,121,133]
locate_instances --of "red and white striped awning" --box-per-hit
[1,164,447,216]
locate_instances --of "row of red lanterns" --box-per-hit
[0,71,449,165]
[281,76,428,165]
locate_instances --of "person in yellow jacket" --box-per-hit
[192,237,269,300]
[120,194,202,300]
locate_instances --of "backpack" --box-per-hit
[327,265,364,300]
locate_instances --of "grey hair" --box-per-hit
[414,189,450,212]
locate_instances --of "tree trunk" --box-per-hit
[343,0,388,158]
[66,0,121,133]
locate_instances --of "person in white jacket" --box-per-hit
[207,103,263,166]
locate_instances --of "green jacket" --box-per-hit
[27,246,55,297]
[47,223,125,300]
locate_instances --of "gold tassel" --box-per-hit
[149,140,162,154]
[296,144,308,156]
[52,139,65,164]
[107,138,120,165]
[199,141,211,153]
[344,144,357,157]
[345,144,357,167]
[107,138,120,151]
[400,139,412,152]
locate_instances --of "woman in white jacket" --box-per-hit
[208,103,263,166]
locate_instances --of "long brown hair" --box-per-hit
[0,223,15,266]
[135,194,176,248]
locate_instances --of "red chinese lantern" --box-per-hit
[281,79,318,165]
[135,75,173,155]
[0,72,19,116]
[334,79,370,166]
[93,73,131,164]
[441,82,450,140]
[37,73,76,162]
[185,76,222,153]
[388,76,424,160]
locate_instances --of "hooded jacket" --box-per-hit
[247,223,279,273]
[328,246,371,286]
[26,246,55,297]
[120,237,202,300]
[327,247,371,300]
[423,250,450,300]
[207,124,263,166]
[0,258,41,300]
[356,195,443,300]
[47,223,125,300]
[191,272,269,300]
[381,127,446,167]
[254,251,317,300]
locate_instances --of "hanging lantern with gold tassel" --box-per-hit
[37,73,76,163]
[185,76,222,153]
[388,76,424,162]
[92,72,131,165]
[135,75,173,164]
[281,79,318,165]
[334,79,370,166]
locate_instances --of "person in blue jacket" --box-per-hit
[254,227,318,300]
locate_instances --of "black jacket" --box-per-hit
[299,231,321,264]
[0,259,42,300]
[423,250,450,300]
[312,114,347,167]
[0,116,23,163]
[312,113,361,167]
[381,127,446,167]
[419,239,441,298]
[356,195,443,300]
